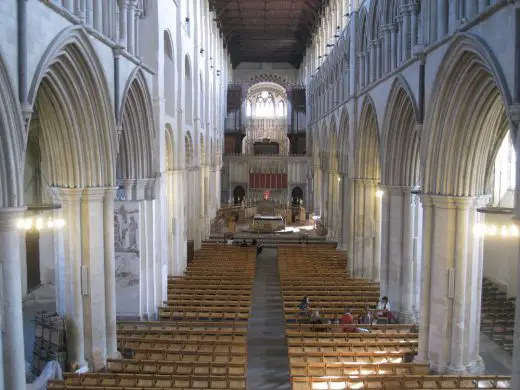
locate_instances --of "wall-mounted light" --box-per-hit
[200,48,204,54]
[344,13,350,17]
[376,189,384,198]
[186,17,190,23]
[326,44,334,48]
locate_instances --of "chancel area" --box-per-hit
[1,0,520,389]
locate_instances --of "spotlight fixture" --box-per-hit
[344,13,350,17]
[326,44,334,47]
[334,35,340,38]
[185,17,190,22]
[200,48,204,54]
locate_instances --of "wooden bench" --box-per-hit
[288,350,410,365]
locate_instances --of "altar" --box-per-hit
[251,214,285,233]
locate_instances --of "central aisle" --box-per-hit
[247,246,291,389]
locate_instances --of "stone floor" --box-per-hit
[480,332,513,375]
[247,247,291,390]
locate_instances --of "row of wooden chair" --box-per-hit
[291,375,512,389]
[49,245,254,390]
[278,246,512,389]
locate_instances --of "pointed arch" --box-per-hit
[28,26,116,187]
[165,124,176,170]
[185,131,194,167]
[118,69,155,180]
[356,6,369,54]
[0,52,24,207]
[338,108,350,174]
[368,0,383,41]
[163,29,176,116]
[184,54,193,124]
[422,33,512,196]
[354,95,380,179]
[199,133,206,166]
[381,76,420,186]
[328,115,339,172]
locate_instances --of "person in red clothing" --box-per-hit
[340,307,356,332]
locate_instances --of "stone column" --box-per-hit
[364,52,370,86]
[0,208,26,390]
[118,0,128,48]
[64,0,73,12]
[390,24,397,70]
[512,219,520,389]
[402,7,410,60]
[373,185,382,282]
[55,188,86,369]
[357,53,364,89]
[380,186,414,322]
[410,4,418,48]
[103,187,118,358]
[127,0,137,53]
[478,0,488,13]
[85,0,93,25]
[376,40,382,79]
[448,0,457,34]
[417,195,485,373]
[438,0,448,38]
[362,180,379,280]
[352,179,365,277]
[383,26,390,73]
[81,188,108,370]
[466,0,477,19]
[75,0,86,22]
[368,42,375,84]
[93,0,102,31]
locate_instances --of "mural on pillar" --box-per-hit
[114,203,140,316]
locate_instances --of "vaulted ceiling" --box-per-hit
[209,0,328,68]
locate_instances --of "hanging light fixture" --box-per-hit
[16,203,65,232]
[474,206,518,238]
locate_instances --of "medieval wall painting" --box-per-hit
[114,202,140,317]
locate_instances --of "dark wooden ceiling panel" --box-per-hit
[210,0,328,68]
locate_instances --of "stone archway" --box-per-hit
[233,185,246,204]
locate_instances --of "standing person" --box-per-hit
[376,296,398,324]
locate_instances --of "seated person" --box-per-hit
[240,240,248,247]
[358,306,374,325]
[310,310,327,332]
[298,296,310,320]
[251,238,257,246]
[340,307,356,333]
[376,296,398,324]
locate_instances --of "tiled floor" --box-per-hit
[247,247,291,390]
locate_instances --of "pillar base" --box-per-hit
[398,310,416,324]
[431,356,485,374]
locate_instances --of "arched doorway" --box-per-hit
[292,186,304,206]
[233,185,246,204]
